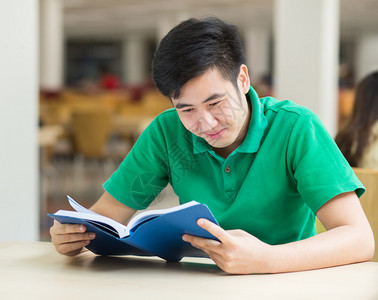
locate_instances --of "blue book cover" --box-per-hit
[48,197,219,262]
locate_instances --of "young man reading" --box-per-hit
[50,17,374,274]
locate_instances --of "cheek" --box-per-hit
[177,113,199,133]
[213,107,229,123]
[211,107,233,128]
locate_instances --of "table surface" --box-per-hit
[1,242,377,300]
[39,125,64,148]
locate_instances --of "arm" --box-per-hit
[50,191,136,256]
[183,191,374,274]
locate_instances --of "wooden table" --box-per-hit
[1,242,377,299]
[39,125,64,148]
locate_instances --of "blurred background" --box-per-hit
[1,0,378,241]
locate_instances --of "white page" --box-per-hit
[67,195,99,215]
[126,200,199,232]
[55,209,130,238]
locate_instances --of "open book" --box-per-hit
[48,196,219,262]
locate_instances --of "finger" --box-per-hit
[55,240,90,256]
[197,218,230,244]
[52,221,87,235]
[52,232,96,245]
[183,234,222,254]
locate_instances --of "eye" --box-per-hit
[209,101,221,108]
[182,108,194,113]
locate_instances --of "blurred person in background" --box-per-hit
[98,65,121,90]
[335,71,378,170]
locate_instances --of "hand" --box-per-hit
[182,219,271,274]
[50,220,96,256]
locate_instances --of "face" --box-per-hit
[172,65,251,152]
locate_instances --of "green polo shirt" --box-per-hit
[103,86,364,245]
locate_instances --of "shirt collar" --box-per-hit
[192,86,268,154]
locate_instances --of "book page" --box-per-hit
[127,201,199,233]
[67,195,99,215]
[54,209,130,238]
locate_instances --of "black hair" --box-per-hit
[335,71,378,166]
[151,17,246,99]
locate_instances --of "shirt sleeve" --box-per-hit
[286,109,365,213]
[103,116,170,210]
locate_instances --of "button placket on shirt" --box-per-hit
[222,158,235,203]
[206,150,236,203]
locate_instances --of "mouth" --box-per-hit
[204,128,226,139]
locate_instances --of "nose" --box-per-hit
[198,110,218,132]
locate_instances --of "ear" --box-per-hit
[237,64,250,94]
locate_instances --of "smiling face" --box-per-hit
[172,65,251,155]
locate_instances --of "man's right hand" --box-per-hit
[50,191,135,256]
[50,220,96,256]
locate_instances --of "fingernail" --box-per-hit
[182,235,188,241]
[79,225,85,232]
[198,219,204,226]
[89,233,95,238]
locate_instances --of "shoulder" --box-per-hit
[151,108,181,127]
[142,108,188,144]
[145,108,181,131]
[261,96,314,117]
[260,97,321,131]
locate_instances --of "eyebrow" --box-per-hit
[174,93,225,109]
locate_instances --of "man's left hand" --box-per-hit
[182,218,271,274]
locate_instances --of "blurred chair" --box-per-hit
[112,89,171,154]
[39,100,74,158]
[70,109,113,198]
[39,101,71,126]
[141,90,172,116]
[98,90,130,112]
[71,109,112,158]
[316,167,378,261]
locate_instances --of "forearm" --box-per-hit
[183,192,374,274]
[90,191,136,224]
[265,224,374,273]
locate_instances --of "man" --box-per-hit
[51,17,374,274]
